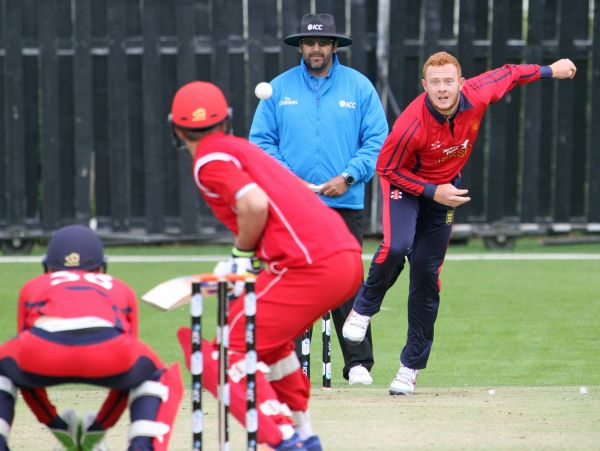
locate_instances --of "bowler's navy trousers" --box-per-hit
[353,178,458,369]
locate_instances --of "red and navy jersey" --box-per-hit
[377,64,547,197]
[192,131,361,267]
[18,271,138,335]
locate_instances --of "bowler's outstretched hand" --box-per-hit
[549,59,577,79]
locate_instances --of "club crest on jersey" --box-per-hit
[192,108,206,122]
[445,210,454,225]
[471,120,480,133]
[63,252,81,267]
[436,139,471,164]
[390,189,402,200]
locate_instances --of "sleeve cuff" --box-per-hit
[423,183,437,199]
[540,66,553,78]
[232,246,255,257]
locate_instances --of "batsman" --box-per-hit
[170,81,363,450]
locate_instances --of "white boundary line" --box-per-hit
[1,253,599,263]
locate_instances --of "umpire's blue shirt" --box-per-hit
[249,55,388,210]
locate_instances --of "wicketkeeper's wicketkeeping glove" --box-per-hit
[51,409,107,451]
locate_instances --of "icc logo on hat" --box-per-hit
[284,14,353,47]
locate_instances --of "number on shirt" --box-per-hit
[50,271,114,290]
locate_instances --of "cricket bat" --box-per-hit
[142,273,254,311]
[141,275,210,311]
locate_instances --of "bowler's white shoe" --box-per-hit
[389,365,419,395]
[342,310,370,344]
[348,365,373,385]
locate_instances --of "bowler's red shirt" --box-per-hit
[377,64,549,197]
[192,132,361,267]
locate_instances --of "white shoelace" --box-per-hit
[347,312,370,329]
[394,367,418,385]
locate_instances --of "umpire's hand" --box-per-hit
[320,175,348,197]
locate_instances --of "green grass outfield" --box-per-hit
[1,237,598,388]
[1,237,599,449]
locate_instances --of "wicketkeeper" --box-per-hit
[0,225,183,451]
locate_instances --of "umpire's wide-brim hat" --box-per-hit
[284,13,352,47]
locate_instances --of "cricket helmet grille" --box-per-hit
[43,225,107,271]
[170,81,229,129]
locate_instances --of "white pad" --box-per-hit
[0,418,10,441]
[279,424,295,441]
[228,358,270,383]
[128,420,170,442]
[0,376,16,399]
[81,411,97,431]
[265,352,300,382]
[59,408,79,437]
[129,381,169,406]
[259,399,291,417]
[292,410,315,440]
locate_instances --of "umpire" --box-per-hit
[249,13,389,384]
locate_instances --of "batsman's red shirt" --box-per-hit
[377,64,546,197]
[185,131,363,442]
[192,131,361,265]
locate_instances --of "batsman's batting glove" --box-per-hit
[213,247,263,297]
[230,246,263,273]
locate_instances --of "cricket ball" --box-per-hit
[254,82,273,100]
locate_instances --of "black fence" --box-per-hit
[1,0,598,252]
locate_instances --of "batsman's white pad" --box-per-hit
[265,352,300,382]
[177,331,294,446]
[0,376,16,398]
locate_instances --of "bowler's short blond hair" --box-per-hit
[422,51,462,79]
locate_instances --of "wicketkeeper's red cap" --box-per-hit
[170,81,229,130]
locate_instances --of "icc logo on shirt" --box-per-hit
[339,100,357,109]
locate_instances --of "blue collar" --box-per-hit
[301,53,339,80]
[425,91,473,124]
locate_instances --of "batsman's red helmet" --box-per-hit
[170,81,229,129]
[43,225,107,272]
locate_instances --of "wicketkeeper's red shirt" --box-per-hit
[18,271,138,334]
[192,131,361,267]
